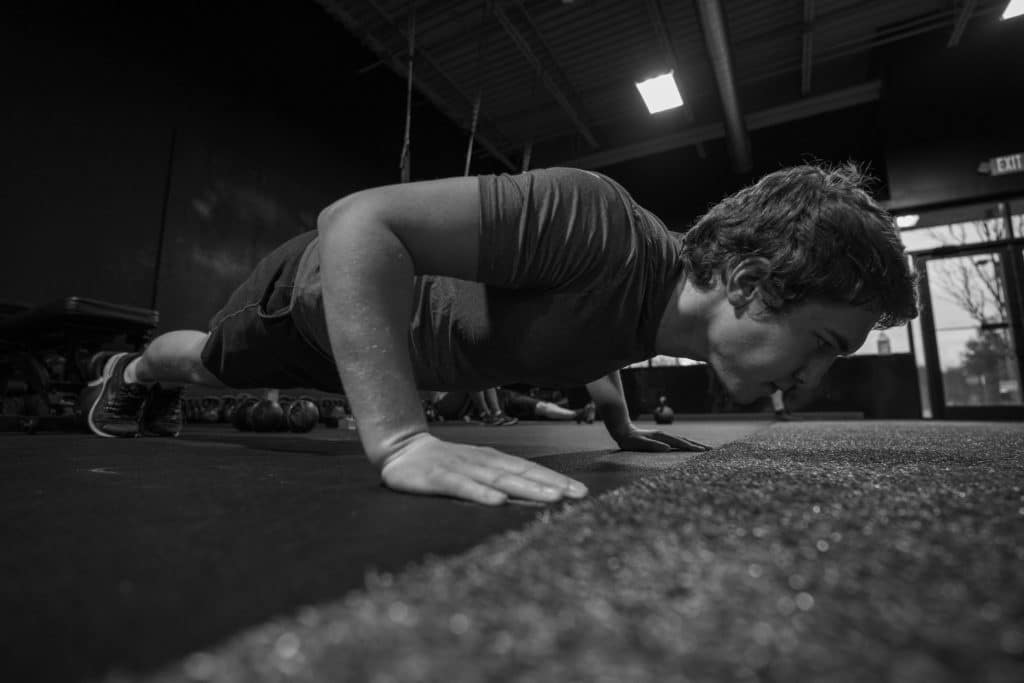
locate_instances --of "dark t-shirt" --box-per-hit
[292,167,684,391]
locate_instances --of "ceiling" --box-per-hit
[313,0,1010,174]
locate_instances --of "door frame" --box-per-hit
[914,240,1024,420]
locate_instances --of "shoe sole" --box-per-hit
[86,352,134,439]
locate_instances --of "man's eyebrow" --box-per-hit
[826,328,851,355]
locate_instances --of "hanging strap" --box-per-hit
[399,5,416,183]
[463,94,481,176]
[463,0,489,177]
[521,68,540,172]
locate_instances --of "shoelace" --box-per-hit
[106,383,149,416]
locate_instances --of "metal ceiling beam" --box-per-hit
[948,0,977,47]
[727,5,995,100]
[801,0,814,95]
[694,0,752,173]
[314,0,517,170]
[673,0,909,70]
[531,2,990,158]
[492,0,599,149]
[563,81,881,170]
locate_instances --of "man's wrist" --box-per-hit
[603,415,635,440]
[367,427,434,470]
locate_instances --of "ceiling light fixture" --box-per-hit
[1003,0,1024,19]
[635,72,684,114]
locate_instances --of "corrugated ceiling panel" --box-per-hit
[317,0,1013,164]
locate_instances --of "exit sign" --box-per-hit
[978,152,1024,176]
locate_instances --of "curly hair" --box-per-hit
[680,162,919,329]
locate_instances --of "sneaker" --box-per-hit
[81,352,147,438]
[142,384,185,437]
[575,402,596,424]
[496,413,518,426]
[481,412,501,426]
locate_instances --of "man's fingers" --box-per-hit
[617,434,670,452]
[459,462,569,502]
[475,447,588,497]
[650,432,712,451]
[431,469,508,506]
[381,438,588,506]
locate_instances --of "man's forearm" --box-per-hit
[317,206,428,468]
[585,370,632,436]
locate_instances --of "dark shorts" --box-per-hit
[200,231,343,393]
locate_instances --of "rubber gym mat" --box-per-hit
[107,420,1023,683]
[0,419,765,683]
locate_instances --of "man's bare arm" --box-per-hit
[316,177,588,504]
[585,371,632,438]
[586,370,711,453]
[316,203,427,467]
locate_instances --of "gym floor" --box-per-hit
[3,418,1022,682]
[2,418,765,682]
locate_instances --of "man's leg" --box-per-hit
[771,388,791,420]
[83,331,223,438]
[84,230,325,438]
[533,400,596,423]
[469,391,491,421]
[485,387,518,426]
[484,388,502,415]
[128,330,226,388]
[532,400,579,420]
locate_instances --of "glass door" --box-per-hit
[917,247,1024,419]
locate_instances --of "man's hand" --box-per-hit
[585,372,709,454]
[380,433,589,506]
[611,425,711,453]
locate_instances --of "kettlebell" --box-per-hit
[286,398,319,433]
[232,397,259,431]
[653,395,675,424]
[188,398,203,423]
[200,397,222,424]
[250,398,285,432]
[322,400,343,428]
[219,396,237,423]
[227,393,254,424]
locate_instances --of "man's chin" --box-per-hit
[730,385,770,406]
[712,367,767,406]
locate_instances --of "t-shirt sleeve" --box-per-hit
[476,167,640,291]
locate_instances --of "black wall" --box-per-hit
[882,17,1024,210]
[0,1,477,331]
[615,354,921,419]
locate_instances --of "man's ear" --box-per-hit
[724,257,771,309]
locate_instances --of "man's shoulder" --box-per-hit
[489,167,625,193]
[525,167,626,192]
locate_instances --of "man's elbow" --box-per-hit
[317,191,372,234]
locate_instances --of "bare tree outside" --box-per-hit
[920,217,1022,406]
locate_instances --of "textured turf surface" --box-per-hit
[120,421,1024,683]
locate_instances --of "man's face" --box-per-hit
[706,297,877,405]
